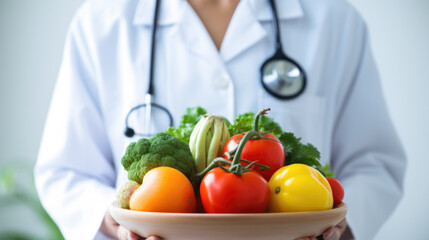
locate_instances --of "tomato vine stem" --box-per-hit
[193,108,272,178]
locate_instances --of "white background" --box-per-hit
[0,0,428,239]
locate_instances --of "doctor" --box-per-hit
[35,0,406,239]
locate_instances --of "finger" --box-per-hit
[129,232,141,240]
[322,218,348,240]
[117,226,127,240]
[337,218,348,233]
[117,226,140,240]
[323,226,340,240]
[146,236,162,240]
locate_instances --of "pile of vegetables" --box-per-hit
[166,106,333,177]
[116,107,344,214]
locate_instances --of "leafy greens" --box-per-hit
[165,106,207,144]
[165,106,334,177]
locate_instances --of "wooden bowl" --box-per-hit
[110,202,347,240]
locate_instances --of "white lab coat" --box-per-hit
[35,0,406,239]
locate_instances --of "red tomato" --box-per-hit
[222,133,285,181]
[326,177,345,206]
[200,167,270,213]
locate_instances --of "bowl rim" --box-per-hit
[111,202,347,220]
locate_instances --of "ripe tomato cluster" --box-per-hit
[199,109,344,214]
[198,130,284,213]
[198,109,344,213]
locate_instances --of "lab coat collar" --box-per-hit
[133,0,304,26]
[133,0,304,62]
[250,0,304,22]
[133,0,181,26]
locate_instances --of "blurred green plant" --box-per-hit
[0,162,64,240]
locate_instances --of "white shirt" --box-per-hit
[35,0,406,239]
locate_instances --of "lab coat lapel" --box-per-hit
[176,1,224,64]
[134,0,226,64]
[220,0,267,62]
[220,0,304,62]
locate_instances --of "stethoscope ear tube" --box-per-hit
[124,0,174,138]
[147,0,162,96]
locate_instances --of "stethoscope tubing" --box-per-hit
[124,0,175,138]
[269,0,283,54]
[147,0,162,96]
[124,0,306,137]
[124,101,174,137]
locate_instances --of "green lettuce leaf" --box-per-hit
[165,106,207,144]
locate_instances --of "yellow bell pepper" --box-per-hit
[268,163,333,212]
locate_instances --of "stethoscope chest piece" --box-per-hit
[261,0,307,99]
[261,54,306,99]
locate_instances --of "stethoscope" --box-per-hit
[124,0,306,138]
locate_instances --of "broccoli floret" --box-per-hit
[121,132,196,184]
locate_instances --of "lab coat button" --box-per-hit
[215,75,230,89]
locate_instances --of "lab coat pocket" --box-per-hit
[258,91,327,153]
